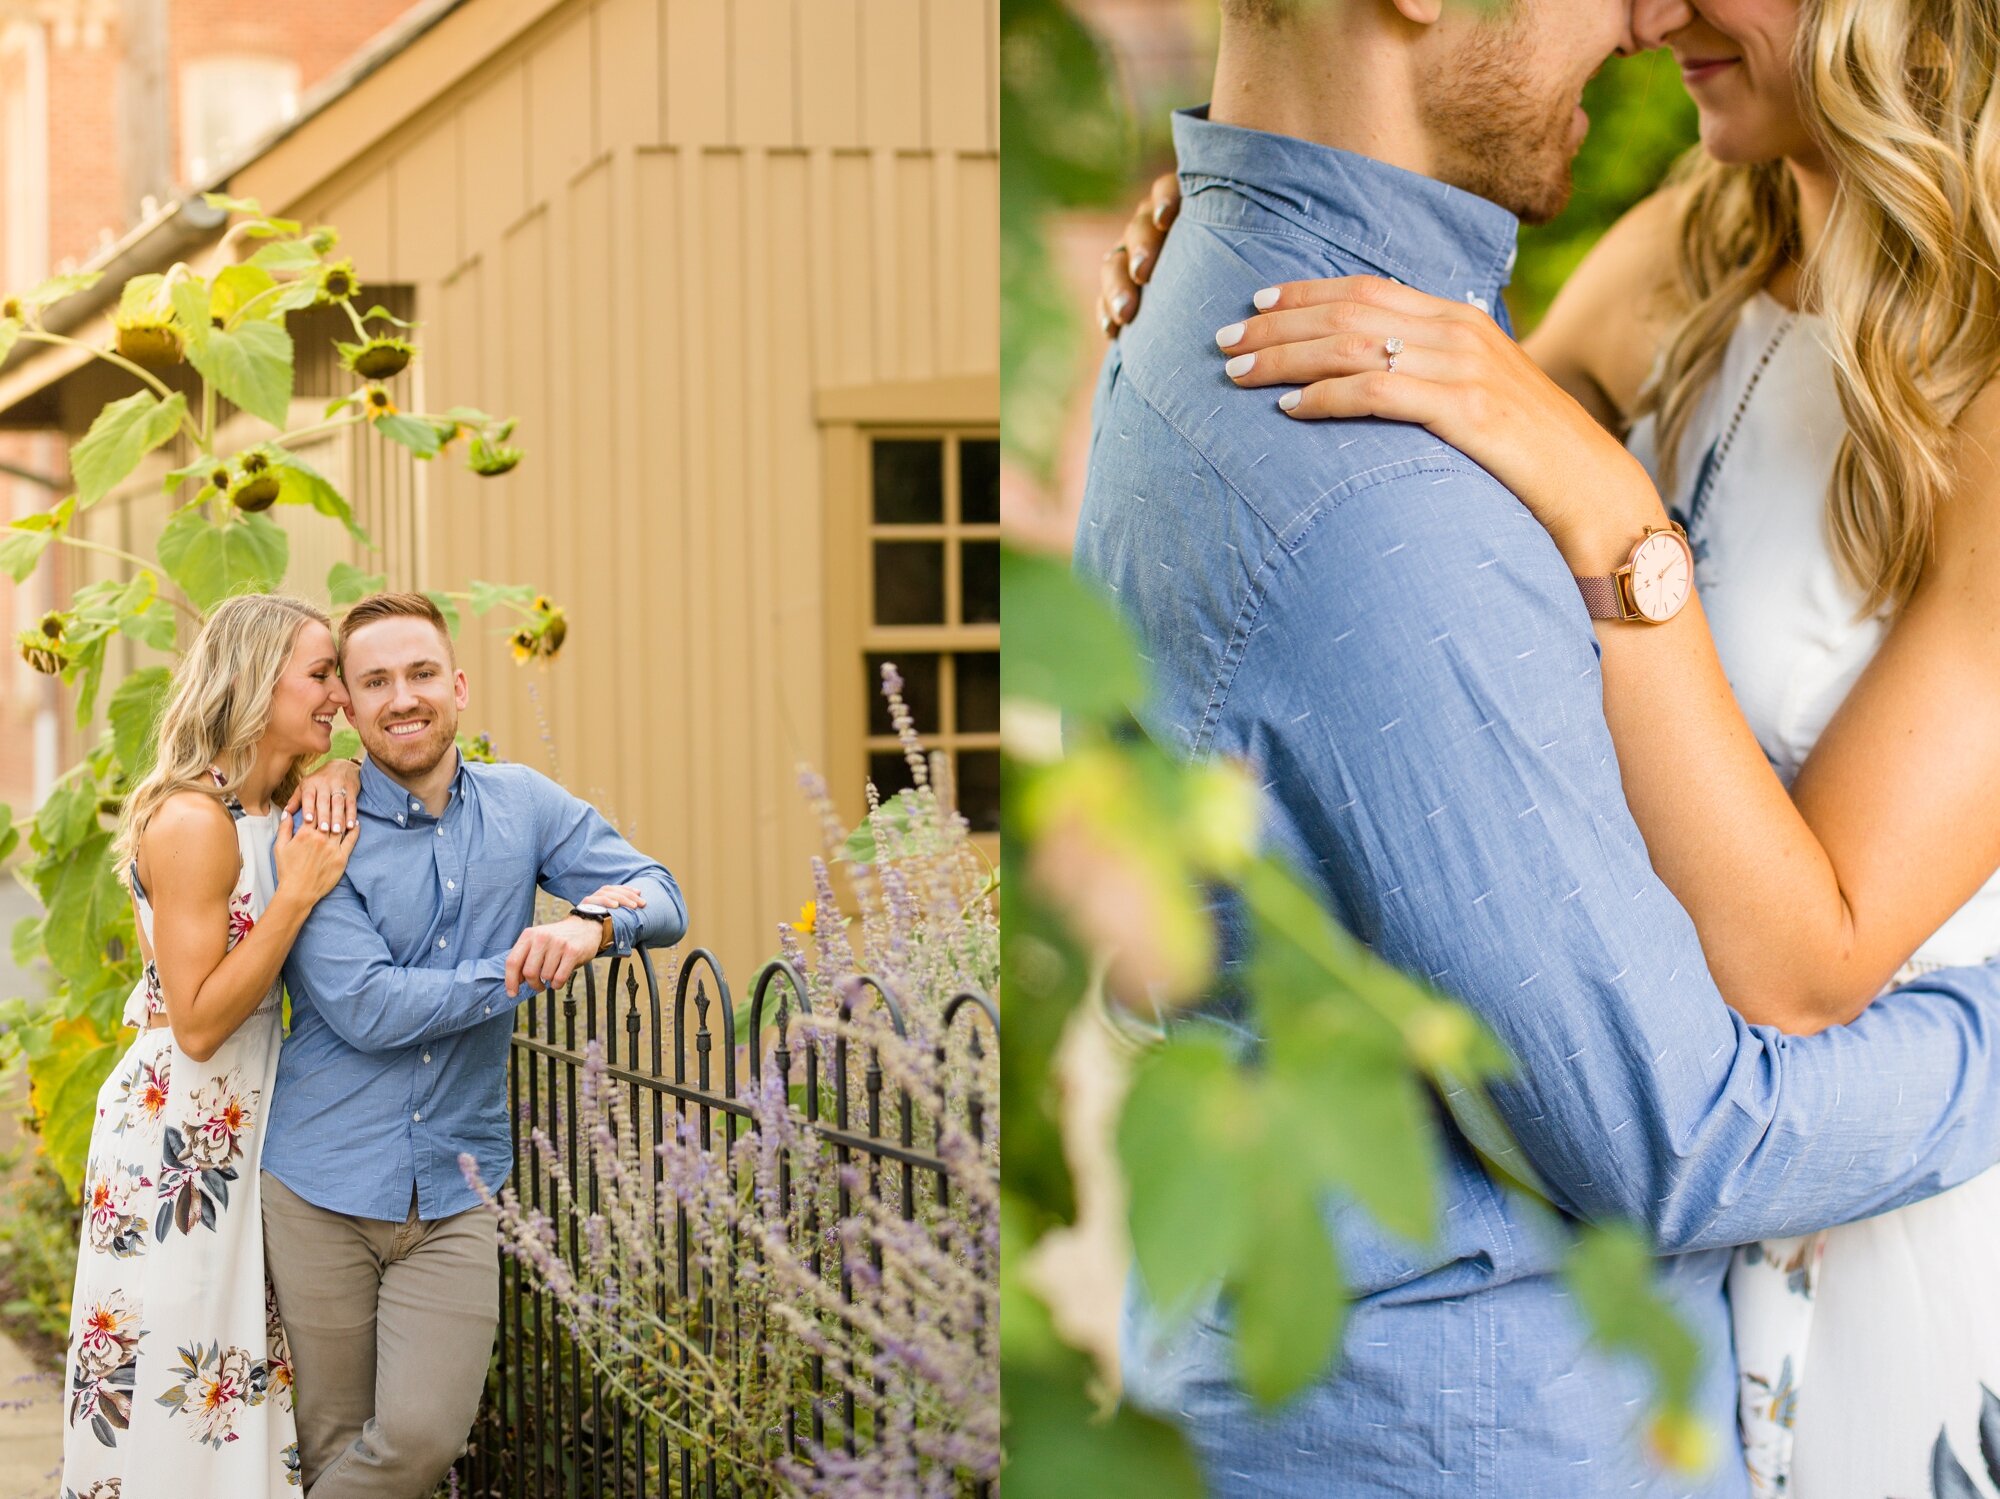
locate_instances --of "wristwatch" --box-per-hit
[567,902,614,953]
[1575,520,1693,623]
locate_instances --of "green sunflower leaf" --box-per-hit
[184,317,294,430]
[157,510,289,609]
[327,561,387,607]
[70,390,189,509]
[373,413,442,458]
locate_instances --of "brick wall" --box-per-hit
[33,0,416,270]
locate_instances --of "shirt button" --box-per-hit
[412,1111,422,1123]
[436,827,445,837]
[422,1052,431,1064]
[395,815,405,825]
[436,938,447,949]
[411,800,421,811]
[446,879,455,890]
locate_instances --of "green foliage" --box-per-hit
[107,668,172,782]
[0,197,546,1204]
[158,508,290,608]
[1511,49,1700,331]
[71,390,189,508]
[1000,1197,1203,1499]
[999,547,1142,718]
[327,560,387,605]
[25,1011,120,1191]
[374,411,443,457]
[1000,0,1130,476]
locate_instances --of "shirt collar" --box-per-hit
[1171,106,1519,316]
[358,751,466,825]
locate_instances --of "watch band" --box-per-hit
[1575,573,1624,620]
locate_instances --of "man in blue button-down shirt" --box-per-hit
[262,592,686,1497]
[1078,2,2000,1494]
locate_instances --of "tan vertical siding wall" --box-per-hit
[143,0,1000,970]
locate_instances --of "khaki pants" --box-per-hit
[262,1171,499,1499]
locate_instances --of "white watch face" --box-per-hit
[1628,532,1692,622]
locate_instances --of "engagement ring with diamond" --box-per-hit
[1385,336,1404,372]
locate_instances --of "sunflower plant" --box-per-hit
[0,193,563,1199]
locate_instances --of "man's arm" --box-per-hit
[1250,462,2000,1253]
[533,775,688,953]
[283,875,518,1053]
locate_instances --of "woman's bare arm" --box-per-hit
[141,794,320,1061]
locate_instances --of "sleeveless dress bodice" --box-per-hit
[1627,295,2000,1498]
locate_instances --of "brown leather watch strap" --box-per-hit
[1576,573,1623,620]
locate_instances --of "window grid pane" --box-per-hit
[862,429,999,833]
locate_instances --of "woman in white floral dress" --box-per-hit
[62,594,361,1499]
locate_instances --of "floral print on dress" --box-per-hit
[68,1289,143,1447]
[155,1340,261,1448]
[1733,1230,1825,1499]
[110,1053,169,1138]
[262,1281,294,1417]
[226,889,255,949]
[155,1070,258,1239]
[1929,1385,2000,1497]
[82,1164,151,1260]
[62,1480,122,1499]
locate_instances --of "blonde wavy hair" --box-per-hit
[114,594,331,869]
[1641,0,2000,618]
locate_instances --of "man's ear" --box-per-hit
[1388,0,1445,25]
[454,667,470,710]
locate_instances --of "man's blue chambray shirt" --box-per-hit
[266,754,687,1222]
[1076,108,2000,1498]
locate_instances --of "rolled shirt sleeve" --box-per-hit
[532,778,689,954]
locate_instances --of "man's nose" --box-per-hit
[1626,0,1693,54]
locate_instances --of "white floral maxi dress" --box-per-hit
[60,785,300,1497]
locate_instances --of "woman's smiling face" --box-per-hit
[262,620,347,762]
[1634,0,1820,168]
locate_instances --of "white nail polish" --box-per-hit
[1225,353,1256,378]
[1112,292,1132,318]
[1130,248,1150,275]
[1278,390,1302,411]
[1254,287,1281,310]
[1216,322,1245,349]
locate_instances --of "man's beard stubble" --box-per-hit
[364,713,457,776]
[1420,26,1582,226]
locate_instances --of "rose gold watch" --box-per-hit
[1575,521,1693,624]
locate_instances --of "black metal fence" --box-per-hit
[452,945,998,1498]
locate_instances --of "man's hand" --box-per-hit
[504,919,603,998]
